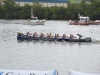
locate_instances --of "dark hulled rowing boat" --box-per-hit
[17,33,92,42]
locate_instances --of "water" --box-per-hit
[0,19,100,75]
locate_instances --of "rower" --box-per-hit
[77,34,82,39]
[18,32,24,35]
[47,33,53,38]
[42,33,46,38]
[54,34,57,40]
[62,34,66,40]
[56,34,61,39]
[70,34,77,39]
[26,32,29,37]
[49,33,53,38]
[33,32,37,38]
[18,32,24,37]
[40,33,45,38]
[64,34,69,39]
[26,32,31,37]
[69,34,72,39]
[40,33,43,38]
[47,33,50,38]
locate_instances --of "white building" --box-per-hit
[0,0,67,7]
[0,0,4,5]
[15,2,67,7]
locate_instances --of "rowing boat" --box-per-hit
[17,33,92,42]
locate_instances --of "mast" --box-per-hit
[78,12,81,21]
[78,12,80,17]
[31,8,34,18]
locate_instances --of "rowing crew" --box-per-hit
[27,32,70,39]
[18,32,83,39]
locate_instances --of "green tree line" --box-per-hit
[0,0,100,20]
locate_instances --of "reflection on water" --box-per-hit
[0,19,100,75]
[17,40,93,46]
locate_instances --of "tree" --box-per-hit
[3,0,17,19]
[31,0,43,18]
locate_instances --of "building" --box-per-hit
[15,0,68,7]
[15,0,68,3]
[0,0,4,5]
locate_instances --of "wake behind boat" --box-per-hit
[17,32,92,42]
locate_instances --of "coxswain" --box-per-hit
[77,34,82,39]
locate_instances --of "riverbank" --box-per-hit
[0,0,100,20]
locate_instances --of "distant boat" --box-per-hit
[23,8,45,25]
[69,15,90,25]
[23,17,45,25]
[69,14,100,25]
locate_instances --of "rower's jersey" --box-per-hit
[40,35,43,38]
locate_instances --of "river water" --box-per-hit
[0,19,100,75]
